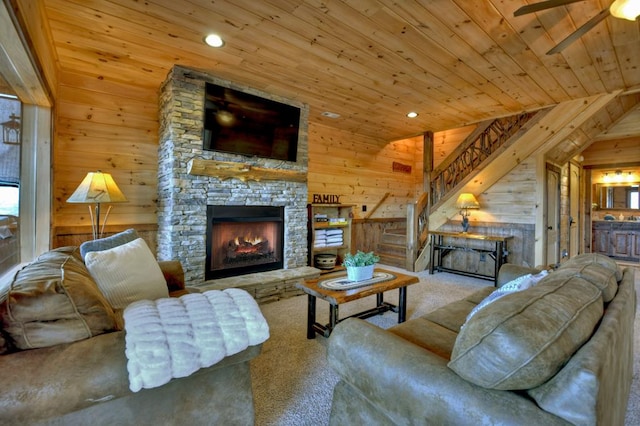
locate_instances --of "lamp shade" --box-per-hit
[67,171,127,204]
[455,193,480,210]
[610,0,640,21]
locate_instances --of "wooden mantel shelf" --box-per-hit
[187,159,307,182]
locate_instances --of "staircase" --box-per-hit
[376,228,407,268]
[375,110,550,272]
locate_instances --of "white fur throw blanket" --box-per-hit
[123,288,269,392]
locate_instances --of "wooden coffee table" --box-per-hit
[296,269,419,339]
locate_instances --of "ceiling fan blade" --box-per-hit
[546,8,611,55]
[514,0,585,17]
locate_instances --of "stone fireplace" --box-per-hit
[157,66,317,300]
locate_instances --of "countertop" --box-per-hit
[593,220,640,229]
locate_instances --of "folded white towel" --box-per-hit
[325,229,343,236]
[124,288,269,392]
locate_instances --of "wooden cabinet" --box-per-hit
[592,221,640,262]
[307,204,354,272]
[592,226,610,255]
[634,232,640,259]
[611,230,634,258]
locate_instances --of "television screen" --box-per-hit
[203,82,300,162]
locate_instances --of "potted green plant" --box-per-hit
[342,250,380,281]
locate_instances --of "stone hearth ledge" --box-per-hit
[197,266,322,304]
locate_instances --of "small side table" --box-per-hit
[296,269,419,339]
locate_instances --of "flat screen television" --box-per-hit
[203,82,300,162]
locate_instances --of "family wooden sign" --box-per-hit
[312,194,341,204]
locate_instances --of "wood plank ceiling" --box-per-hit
[39,0,640,142]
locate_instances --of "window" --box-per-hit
[0,1,51,287]
[0,185,19,216]
[0,96,21,276]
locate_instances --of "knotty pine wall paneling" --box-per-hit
[431,124,541,229]
[307,122,423,219]
[432,124,476,169]
[432,123,539,227]
[52,69,159,246]
[581,138,640,166]
[468,158,538,226]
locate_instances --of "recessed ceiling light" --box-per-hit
[204,33,224,47]
[407,112,418,118]
[322,111,341,119]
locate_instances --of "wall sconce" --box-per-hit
[2,113,20,145]
[615,170,623,183]
[67,171,128,240]
[455,193,480,233]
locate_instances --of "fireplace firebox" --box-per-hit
[206,205,284,280]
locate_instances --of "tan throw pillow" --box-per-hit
[0,247,117,350]
[448,276,603,390]
[85,238,169,309]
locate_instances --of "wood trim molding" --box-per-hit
[187,159,307,182]
[52,223,158,250]
[53,223,158,235]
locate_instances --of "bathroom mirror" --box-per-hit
[593,183,640,210]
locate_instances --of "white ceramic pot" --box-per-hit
[346,264,375,282]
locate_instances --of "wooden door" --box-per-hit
[546,166,561,265]
[569,163,580,257]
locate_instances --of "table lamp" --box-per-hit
[455,193,480,233]
[67,171,127,239]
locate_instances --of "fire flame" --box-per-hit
[234,235,263,246]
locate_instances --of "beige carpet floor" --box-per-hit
[250,263,640,426]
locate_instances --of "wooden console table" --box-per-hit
[429,231,513,286]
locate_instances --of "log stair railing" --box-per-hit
[403,111,540,271]
[430,111,537,211]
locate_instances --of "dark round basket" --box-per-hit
[314,253,337,270]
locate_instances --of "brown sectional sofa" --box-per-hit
[328,253,636,425]
[0,246,262,425]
